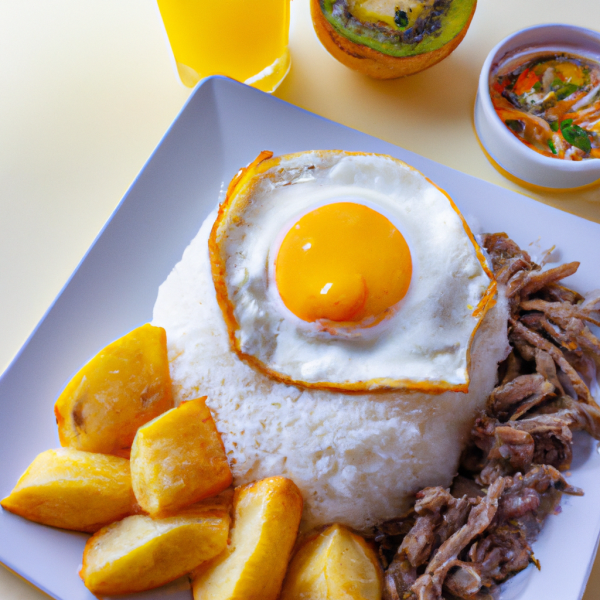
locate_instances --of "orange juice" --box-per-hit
[157,0,291,92]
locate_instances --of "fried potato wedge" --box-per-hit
[131,397,232,517]
[80,501,230,595]
[192,476,303,600]
[54,323,174,458]
[0,448,135,532]
[280,524,382,600]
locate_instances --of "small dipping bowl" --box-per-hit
[475,24,600,190]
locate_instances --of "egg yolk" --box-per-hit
[275,202,412,323]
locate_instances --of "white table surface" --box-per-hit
[1,1,599,598]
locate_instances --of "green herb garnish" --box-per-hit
[550,121,559,132]
[555,83,579,100]
[394,9,409,28]
[583,67,591,84]
[561,121,592,153]
[548,139,558,155]
[533,81,542,92]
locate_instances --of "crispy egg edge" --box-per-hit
[208,149,497,395]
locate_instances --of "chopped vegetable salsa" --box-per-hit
[490,50,600,160]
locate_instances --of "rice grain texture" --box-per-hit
[152,210,509,531]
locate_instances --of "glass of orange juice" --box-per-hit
[157,0,291,93]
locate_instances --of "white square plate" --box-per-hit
[1,76,599,600]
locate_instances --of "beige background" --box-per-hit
[1,1,599,598]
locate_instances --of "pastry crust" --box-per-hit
[310,0,476,79]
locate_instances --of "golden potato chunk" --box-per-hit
[281,524,382,600]
[54,323,173,458]
[131,397,232,517]
[192,476,303,600]
[80,501,230,595]
[0,448,136,532]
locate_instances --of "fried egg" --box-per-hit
[209,150,496,393]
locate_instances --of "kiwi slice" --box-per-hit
[312,0,477,78]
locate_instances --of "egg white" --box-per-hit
[212,151,493,390]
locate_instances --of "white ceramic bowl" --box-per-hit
[475,24,600,189]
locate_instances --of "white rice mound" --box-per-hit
[152,209,510,532]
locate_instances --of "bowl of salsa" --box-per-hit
[475,24,600,189]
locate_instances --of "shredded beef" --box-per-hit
[520,262,580,296]
[488,374,554,420]
[480,233,532,272]
[511,320,593,403]
[411,478,506,600]
[468,525,531,585]
[534,349,565,395]
[500,351,523,385]
[379,234,600,600]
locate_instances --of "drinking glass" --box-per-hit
[157,0,291,92]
